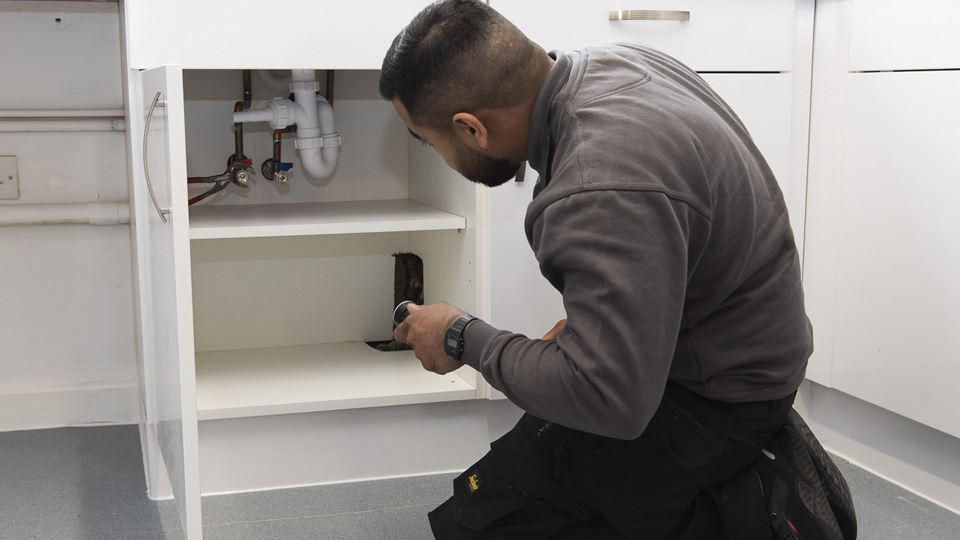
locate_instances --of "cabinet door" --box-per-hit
[122,0,427,70]
[491,0,797,72]
[488,168,564,400]
[700,74,802,244]
[828,71,960,439]
[849,0,960,72]
[490,168,566,338]
[134,65,203,538]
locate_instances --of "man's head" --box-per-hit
[379,0,551,187]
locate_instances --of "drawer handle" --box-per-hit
[609,10,690,21]
[143,91,170,223]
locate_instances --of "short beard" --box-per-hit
[454,142,521,188]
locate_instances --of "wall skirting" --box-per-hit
[796,380,960,516]
[0,380,139,432]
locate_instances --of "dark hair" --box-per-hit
[379,0,548,132]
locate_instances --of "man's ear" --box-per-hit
[452,112,489,149]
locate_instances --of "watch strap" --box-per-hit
[444,314,477,361]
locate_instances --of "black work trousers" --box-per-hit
[429,382,796,539]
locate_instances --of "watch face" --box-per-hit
[446,337,458,348]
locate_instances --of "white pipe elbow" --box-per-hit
[232,70,340,180]
[295,96,340,180]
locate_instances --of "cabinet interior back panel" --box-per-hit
[190,233,409,352]
[183,69,408,206]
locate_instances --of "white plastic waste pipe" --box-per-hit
[0,202,130,226]
[232,70,340,180]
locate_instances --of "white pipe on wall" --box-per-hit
[0,109,126,118]
[0,202,130,226]
[0,119,126,133]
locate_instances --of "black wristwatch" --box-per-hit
[444,314,478,361]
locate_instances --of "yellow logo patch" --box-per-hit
[467,472,482,494]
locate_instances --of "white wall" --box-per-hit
[0,1,138,431]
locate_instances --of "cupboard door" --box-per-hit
[122,0,427,70]
[490,0,797,72]
[830,71,960,438]
[700,74,803,245]
[849,0,960,72]
[490,168,566,338]
[488,169,564,400]
[135,65,203,538]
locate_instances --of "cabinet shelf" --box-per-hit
[189,199,466,240]
[195,342,477,421]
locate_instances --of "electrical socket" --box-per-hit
[0,156,20,199]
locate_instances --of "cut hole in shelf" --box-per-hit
[367,252,423,352]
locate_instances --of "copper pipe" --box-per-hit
[232,102,246,162]
[242,69,252,108]
[326,70,335,105]
[231,70,253,163]
[273,129,283,166]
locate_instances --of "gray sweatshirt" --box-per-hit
[461,43,812,440]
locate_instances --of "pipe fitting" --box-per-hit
[232,70,340,180]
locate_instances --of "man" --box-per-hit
[381,1,820,538]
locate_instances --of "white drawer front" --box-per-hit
[849,0,960,71]
[123,0,426,69]
[491,0,797,72]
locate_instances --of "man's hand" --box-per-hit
[542,319,567,340]
[393,302,467,375]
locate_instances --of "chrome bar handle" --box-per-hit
[143,91,170,223]
[609,10,691,21]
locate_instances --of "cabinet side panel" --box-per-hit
[489,166,565,340]
[408,139,480,389]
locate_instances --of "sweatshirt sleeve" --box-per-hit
[461,188,702,439]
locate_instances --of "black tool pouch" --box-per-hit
[429,451,568,539]
[429,415,591,539]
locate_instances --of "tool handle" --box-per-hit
[393,300,415,326]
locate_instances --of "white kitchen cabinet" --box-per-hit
[122,0,492,525]
[122,2,816,536]
[805,0,960,438]
[128,64,487,537]
[122,0,427,70]
[490,72,797,349]
[491,0,797,72]
[488,0,815,299]
[849,0,960,72]
[818,71,960,438]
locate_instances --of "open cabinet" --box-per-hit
[128,61,492,536]
[121,1,814,537]
[120,2,496,536]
